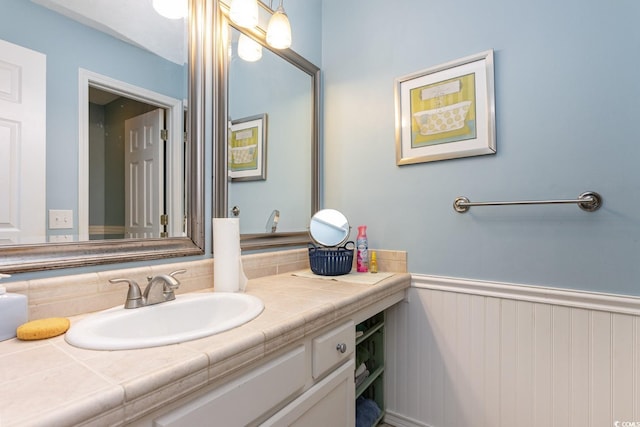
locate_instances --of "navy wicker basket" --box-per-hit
[308,241,354,276]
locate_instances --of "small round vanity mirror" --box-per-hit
[309,209,350,247]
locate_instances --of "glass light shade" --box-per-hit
[229,0,259,29]
[152,0,187,19]
[237,34,263,62]
[266,6,292,49]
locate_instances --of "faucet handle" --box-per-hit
[169,269,187,278]
[146,270,185,284]
[109,278,143,309]
[164,269,186,290]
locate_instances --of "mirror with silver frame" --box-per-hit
[0,0,206,273]
[214,1,320,251]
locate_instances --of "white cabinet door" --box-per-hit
[262,358,355,427]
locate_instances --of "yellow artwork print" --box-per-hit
[410,73,476,148]
[229,126,259,171]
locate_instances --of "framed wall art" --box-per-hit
[229,113,267,181]
[395,50,496,165]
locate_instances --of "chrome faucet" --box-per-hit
[109,269,187,309]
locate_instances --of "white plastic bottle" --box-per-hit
[0,274,28,341]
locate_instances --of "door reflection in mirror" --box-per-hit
[0,39,46,245]
[89,88,168,240]
[1,0,187,244]
[0,0,204,273]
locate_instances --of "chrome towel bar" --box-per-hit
[453,191,602,213]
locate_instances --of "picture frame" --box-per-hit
[229,113,267,181]
[395,50,496,165]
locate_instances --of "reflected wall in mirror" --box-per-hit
[215,2,320,250]
[228,26,312,235]
[0,0,206,272]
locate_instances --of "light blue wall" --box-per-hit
[282,0,322,66]
[7,0,639,297]
[321,0,640,295]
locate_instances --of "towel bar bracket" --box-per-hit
[577,191,602,212]
[453,191,602,213]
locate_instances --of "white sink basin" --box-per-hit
[65,292,264,350]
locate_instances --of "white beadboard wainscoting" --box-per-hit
[385,275,640,427]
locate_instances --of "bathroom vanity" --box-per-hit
[0,271,409,426]
[143,318,356,426]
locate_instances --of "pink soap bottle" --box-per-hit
[356,225,368,272]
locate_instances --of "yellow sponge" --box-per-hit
[16,317,70,341]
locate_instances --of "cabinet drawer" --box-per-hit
[261,358,355,426]
[312,321,355,379]
[154,345,306,427]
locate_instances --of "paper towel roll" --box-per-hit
[213,218,248,292]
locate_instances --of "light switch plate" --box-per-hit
[49,209,73,229]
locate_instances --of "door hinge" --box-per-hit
[183,131,188,143]
[160,214,169,238]
[160,129,168,141]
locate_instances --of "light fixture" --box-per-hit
[237,34,263,62]
[229,0,259,29]
[266,0,292,49]
[152,0,187,19]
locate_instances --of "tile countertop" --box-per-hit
[0,271,410,427]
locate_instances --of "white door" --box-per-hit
[124,109,164,238]
[0,39,46,244]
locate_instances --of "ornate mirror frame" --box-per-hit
[0,0,206,273]
[213,1,320,251]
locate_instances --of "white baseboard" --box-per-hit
[384,410,432,427]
